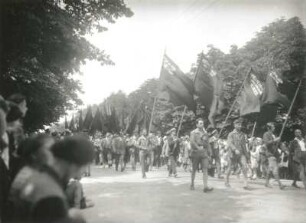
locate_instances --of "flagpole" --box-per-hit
[251,121,257,138]
[219,67,252,137]
[148,96,157,134]
[177,105,187,137]
[278,79,303,139]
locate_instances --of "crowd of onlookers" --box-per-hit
[0,94,95,223]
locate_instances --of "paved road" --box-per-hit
[81,165,306,223]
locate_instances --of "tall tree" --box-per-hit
[0,0,133,131]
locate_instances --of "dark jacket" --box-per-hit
[167,136,180,158]
[263,131,279,159]
[290,138,306,163]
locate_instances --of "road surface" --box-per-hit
[81,165,306,223]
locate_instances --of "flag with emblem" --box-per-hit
[158,54,196,112]
[238,70,264,116]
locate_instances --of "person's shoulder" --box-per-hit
[191,128,199,134]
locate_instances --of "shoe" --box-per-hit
[279,185,285,190]
[225,182,231,188]
[265,184,272,188]
[203,187,214,193]
[174,174,178,178]
[218,175,224,179]
[190,185,195,190]
[142,174,147,179]
[291,183,300,188]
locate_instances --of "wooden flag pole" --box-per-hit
[177,105,187,137]
[251,121,257,138]
[278,79,303,139]
[148,96,157,134]
[219,67,252,137]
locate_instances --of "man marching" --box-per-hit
[225,118,250,190]
[290,129,306,189]
[263,122,285,189]
[136,130,149,179]
[190,118,213,193]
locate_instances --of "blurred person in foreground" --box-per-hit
[8,136,95,223]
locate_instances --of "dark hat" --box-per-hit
[51,136,95,166]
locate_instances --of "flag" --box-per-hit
[83,106,93,130]
[90,108,103,133]
[207,69,225,128]
[194,54,214,108]
[194,54,224,127]
[110,107,120,133]
[158,54,196,111]
[238,70,264,116]
[69,115,76,132]
[78,110,83,131]
[125,101,144,135]
[261,71,290,107]
[64,116,69,129]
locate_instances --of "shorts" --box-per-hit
[191,154,209,171]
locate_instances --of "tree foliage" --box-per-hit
[0,0,133,131]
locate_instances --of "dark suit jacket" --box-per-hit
[290,138,305,163]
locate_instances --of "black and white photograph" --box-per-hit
[0,0,306,223]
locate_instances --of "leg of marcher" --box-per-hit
[300,163,306,190]
[225,159,232,187]
[139,151,146,178]
[240,155,249,189]
[190,156,198,190]
[271,158,284,189]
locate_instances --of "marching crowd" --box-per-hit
[0,93,306,223]
[91,118,306,192]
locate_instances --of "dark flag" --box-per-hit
[90,108,103,133]
[83,106,93,130]
[261,71,290,107]
[158,54,196,111]
[64,116,69,129]
[194,54,214,108]
[207,69,225,128]
[125,101,144,135]
[238,71,264,116]
[194,54,224,127]
[110,107,120,133]
[78,110,83,131]
[69,115,76,132]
